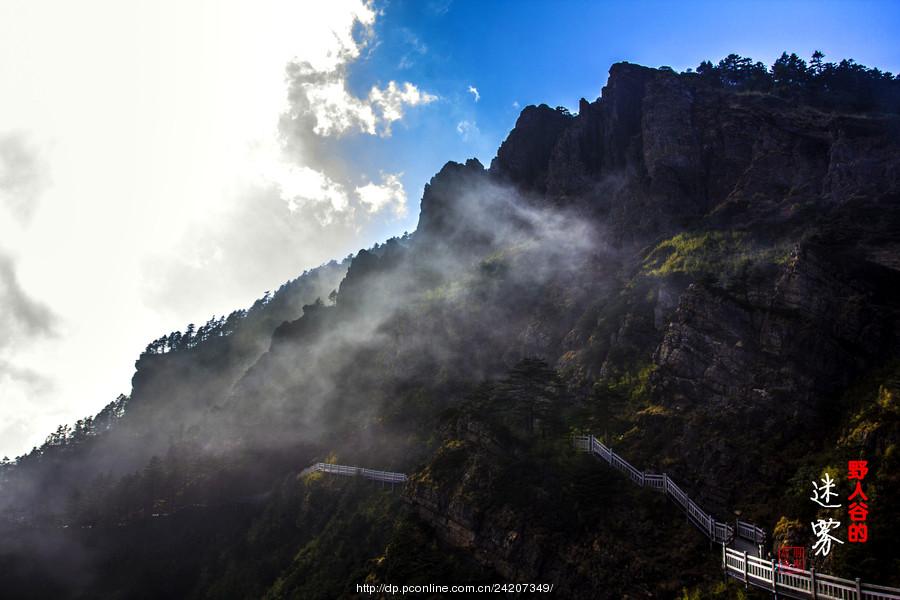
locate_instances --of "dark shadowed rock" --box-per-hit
[416,158,487,240]
[6,56,900,597]
[486,61,900,243]
[489,104,574,191]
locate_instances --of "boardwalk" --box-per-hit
[307,440,899,599]
[303,462,408,485]
[574,434,900,600]
[573,434,762,548]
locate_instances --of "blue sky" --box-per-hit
[346,0,900,244]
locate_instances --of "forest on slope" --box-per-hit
[1,52,900,599]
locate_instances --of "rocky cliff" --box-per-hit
[2,59,899,598]
[485,62,900,244]
[402,61,900,590]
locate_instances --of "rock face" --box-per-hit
[420,61,898,243]
[490,104,574,192]
[404,414,713,599]
[5,60,900,598]
[408,61,900,586]
[641,242,900,501]
[653,244,895,415]
[416,158,488,241]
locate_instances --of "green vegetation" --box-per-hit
[3,46,900,599]
[262,481,398,600]
[680,581,748,599]
[409,382,726,597]
[693,51,900,114]
[369,516,492,587]
[760,363,900,584]
[643,231,768,278]
[644,231,742,276]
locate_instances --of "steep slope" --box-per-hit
[1,58,899,598]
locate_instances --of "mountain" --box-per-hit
[1,54,899,599]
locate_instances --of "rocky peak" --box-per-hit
[489,103,574,191]
[485,60,900,243]
[595,62,659,166]
[415,158,487,241]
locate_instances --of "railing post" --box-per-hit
[771,559,778,597]
[855,577,861,600]
[743,551,749,588]
[722,543,728,586]
[810,567,817,599]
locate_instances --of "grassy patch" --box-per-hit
[643,231,787,280]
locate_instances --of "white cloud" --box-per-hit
[356,173,407,217]
[0,132,48,224]
[296,77,436,138]
[402,28,428,55]
[266,163,352,225]
[0,0,429,458]
[456,120,480,142]
[285,21,436,139]
[398,28,427,70]
[302,77,380,137]
[428,0,453,16]
[512,100,520,109]
[370,82,437,133]
[468,85,481,102]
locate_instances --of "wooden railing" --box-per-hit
[574,434,740,545]
[723,547,900,600]
[309,462,408,484]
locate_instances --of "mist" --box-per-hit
[0,147,617,594]
[0,1,437,460]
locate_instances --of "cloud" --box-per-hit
[0,253,57,349]
[369,82,437,134]
[0,132,48,224]
[398,28,428,70]
[150,3,434,318]
[0,1,438,458]
[356,173,407,217]
[512,100,520,109]
[0,252,58,457]
[282,43,436,139]
[143,182,359,319]
[262,161,352,225]
[0,357,57,457]
[0,359,52,390]
[456,120,480,141]
[428,0,453,15]
[468,85,480,102]
[148,168,408,319]
[289,68,379,137]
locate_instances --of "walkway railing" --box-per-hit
[723,547,900,600]
[574,434,741,545]
[309,462,408,484]
[575,434,900,599]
